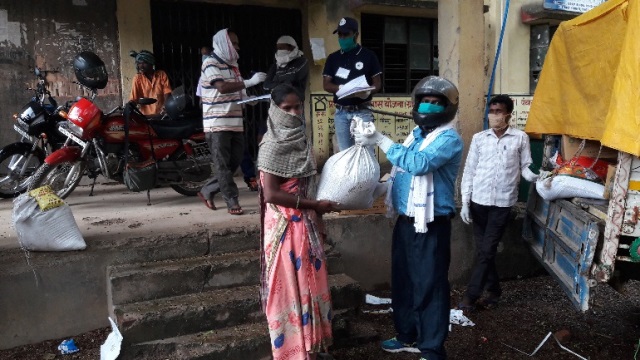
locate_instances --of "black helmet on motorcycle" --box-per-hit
[164,86,190,120]
[73,51,108,90]
[411,76,459,127]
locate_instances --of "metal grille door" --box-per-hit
[150,1,302,159]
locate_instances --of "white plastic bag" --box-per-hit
[316,144,380,210]
[535,175,605,201]
[12,193,86,251]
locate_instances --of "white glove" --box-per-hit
[522,168,539,183]
[243,72,267,88]
[460,203,472,224]
[353,131,394,152]
[354,131,382,147]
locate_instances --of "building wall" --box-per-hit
[0,0,122,148]
[116,0,153,103]
[485,0,531,95]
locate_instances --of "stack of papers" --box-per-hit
[336,75,376,99]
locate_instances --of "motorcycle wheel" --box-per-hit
[0,145,45,198]
[28,160,86,199]
[170,150,212,197]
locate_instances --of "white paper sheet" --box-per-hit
[100,317,123,360]
[336,75,376,99]
[365,294,392,305]
[237,94,271,104]
[449,309,475,327]
[310,38,326,62]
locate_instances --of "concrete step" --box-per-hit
[122,322,271,360]
[107,251,260,308]
[115,273,363,345]
[121,309,360,360]
[107,249,346,308]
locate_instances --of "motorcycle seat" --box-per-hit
[149,117,203,139]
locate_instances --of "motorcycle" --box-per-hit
[28,51,212,201]
[0,68,69,198]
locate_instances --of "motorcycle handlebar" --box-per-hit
[104,106,122,117]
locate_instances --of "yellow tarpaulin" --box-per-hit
[525,0,640,156]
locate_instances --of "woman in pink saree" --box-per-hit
[257,84,340,360]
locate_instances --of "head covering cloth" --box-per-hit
[275,35,304,68]
[257,100,315,178]
[212,28,239,67]
[130,50,156,66]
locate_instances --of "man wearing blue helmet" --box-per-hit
[354,76,464,360]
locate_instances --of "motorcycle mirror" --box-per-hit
[136,97,157,106]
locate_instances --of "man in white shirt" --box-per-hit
[458,95,539,310]
[197,28,265,215]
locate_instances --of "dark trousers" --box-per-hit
[392,215,451,360]
[240,147,256,181]
[202,131,244,204]
[464,202,511,303]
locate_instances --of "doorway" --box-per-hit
[150,0,303,161]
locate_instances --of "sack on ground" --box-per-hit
[123,159,157,192]
[12,189,86,251]
[316,144,380,210]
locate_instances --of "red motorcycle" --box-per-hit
[28,51,212,200]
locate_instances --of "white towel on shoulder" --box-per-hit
[385,124,454,233]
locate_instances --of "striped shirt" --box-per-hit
[460,127,533,207]
[200,55,244,132]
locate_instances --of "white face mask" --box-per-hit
[275,49,294,67]
[488,113,509,130]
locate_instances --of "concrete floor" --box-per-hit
[0,176,264,250]
[0,175,543,349]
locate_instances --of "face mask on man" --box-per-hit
[488,113,509,130]
[418,102,445,114]
[338,36,357,52]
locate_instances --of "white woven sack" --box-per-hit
[316,144,380,210]
[12,193,86,251]
[536,175,605,201]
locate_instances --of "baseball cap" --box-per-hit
[333,17,358,34]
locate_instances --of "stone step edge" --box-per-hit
[107,243,340,279]
[123,309,378,359]
[114,273,361,320]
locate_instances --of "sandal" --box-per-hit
[228,206,244,215]
[477,295,500,309]
[197,192,216,210]
[245,177,259,192]
[456,301,476,313]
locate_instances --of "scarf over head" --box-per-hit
[257,100,316,178]
[275,35,304,68]
[129,50,155,66]
[212,28,239,67]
